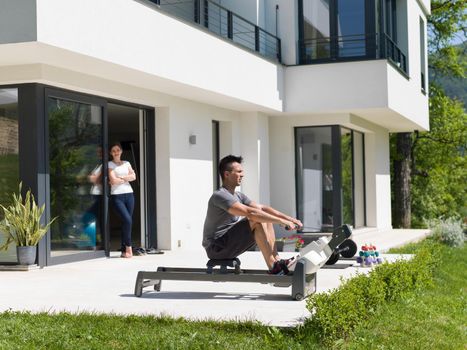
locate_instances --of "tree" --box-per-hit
[391,0,466,228]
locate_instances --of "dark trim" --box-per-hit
[351,130,356,227]
[212,120,220,190]
[227,11,233,40]
[297,0,304,46]
[254,26,260,52]
[293,127,300,223]
[47,251,106,266]
[194,0,200,24]
[145,109,157,249]
[203,0,209,28]
[331,126,342,230]
[362,134,367,227]
[102,103,110,256]
[18,84,47,267]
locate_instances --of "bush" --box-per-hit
[305,242,440,346]
[428,217,465,247]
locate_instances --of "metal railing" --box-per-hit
[382,34,407,74]
[149,0,281,62]
[299,32,408,75]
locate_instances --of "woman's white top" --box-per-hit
[108,161,134,195]
[90,164,102,195]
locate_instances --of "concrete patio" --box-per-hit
[0,228,429,327]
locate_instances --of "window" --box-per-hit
[385,0,397,41]
[0,88,19,263]
[295,126,365,232]
[299,0,375,63]
[420,17,426,92]
[337,0,366,58]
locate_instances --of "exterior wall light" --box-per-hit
[189,134,197,145]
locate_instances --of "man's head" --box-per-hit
[219,155,244,186]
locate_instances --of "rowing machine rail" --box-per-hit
[134,225,352,301]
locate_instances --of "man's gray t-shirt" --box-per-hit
[202,187,251,248]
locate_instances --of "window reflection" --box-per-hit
[48,98,103,256]
[0,88,19,263]
[296,127,333,232]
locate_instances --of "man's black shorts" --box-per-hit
[205,218,256,259]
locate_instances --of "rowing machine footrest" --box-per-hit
[206,258,241,274]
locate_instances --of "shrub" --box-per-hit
[305,242,440,346]
[428,217,465,247]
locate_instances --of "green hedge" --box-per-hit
[304,241,441,346]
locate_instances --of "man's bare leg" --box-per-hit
[249,221,278,269]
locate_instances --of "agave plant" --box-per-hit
[0,183,57,250]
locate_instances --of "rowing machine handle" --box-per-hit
[285,224,299,231]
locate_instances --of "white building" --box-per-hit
[0,0,429,266]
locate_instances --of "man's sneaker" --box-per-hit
[268,260,286,275]
[280,254,300,271]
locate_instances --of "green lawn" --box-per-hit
[0,241,465,349]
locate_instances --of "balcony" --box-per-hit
[149,0,281,63]
[299,33,407,75]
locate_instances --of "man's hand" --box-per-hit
[291,219,303,230]
[281,220,299,231]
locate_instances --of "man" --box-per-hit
[203,155,303,275]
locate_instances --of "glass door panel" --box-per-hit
[341,127,354,226]
[0,88,19,263]
[296,126,333,232]
[48,97,104,257]
[353,131,365,227]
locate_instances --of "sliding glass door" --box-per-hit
[295,126,365,232]
[0,88,19,263]
[47,91,107,262]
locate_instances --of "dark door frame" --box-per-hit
[1,83,157,267]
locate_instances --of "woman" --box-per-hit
[108,142,136,258]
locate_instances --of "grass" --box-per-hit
[0,240,465,349]
[341,240,466,350]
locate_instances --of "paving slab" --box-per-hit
[0,228,430,327]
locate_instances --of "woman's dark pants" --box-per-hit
[111,193,134,251]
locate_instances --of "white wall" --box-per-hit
[35,0,284,112]
[364,128,392,229]
[386,0,429,131]
[239,112,270,204]
[263,0,299,65]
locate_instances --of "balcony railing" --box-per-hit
[299,33,408,75]
[149,0,281,63]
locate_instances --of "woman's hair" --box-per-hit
[109,142,122,152]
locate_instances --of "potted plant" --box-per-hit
[0,183,57,265]
[279,235,305,252]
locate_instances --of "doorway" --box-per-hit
[107,103,144,252]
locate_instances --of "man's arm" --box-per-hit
[253,203,303,228]
[227,202,299,228]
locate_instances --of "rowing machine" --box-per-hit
[134,224,352,301]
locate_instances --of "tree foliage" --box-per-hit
[411,85,466,226]
[391,1,466,227]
